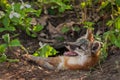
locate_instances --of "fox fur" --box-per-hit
[23,29,101,70]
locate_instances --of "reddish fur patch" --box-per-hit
[88,30,94,43]
[63,57,85,70]
[81,49,101,70]
[47,57,62,67]
[63,49,100,70]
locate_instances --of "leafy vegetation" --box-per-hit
[0,0,120,62]
[99,0,120,59]
[33,42,58,57]
[0,1,42,37]
[0,34,20,62]
[36,0,72,14]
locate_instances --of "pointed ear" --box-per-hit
[86,29,94,43]
[76,29,94,43]
[91,41,101,56]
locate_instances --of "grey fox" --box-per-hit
[23,29,101,70]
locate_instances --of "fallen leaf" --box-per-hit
[38,15,50,26]
[30,18,37,26]
[56,21,75,33]
[47,22,58,34]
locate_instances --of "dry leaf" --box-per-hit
[30,18,37,26]
[38,15,49,26]
[56,21,75,32]
[47,22,58,34]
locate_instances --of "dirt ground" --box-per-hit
[0,3,120,79]
[0,46,120,80]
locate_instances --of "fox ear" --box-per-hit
[76,29,94,43]
[86,29,94,43]
[91,41,101,55]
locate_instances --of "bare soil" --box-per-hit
[0,38,120,80]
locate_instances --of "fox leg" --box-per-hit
[23,54,55,69]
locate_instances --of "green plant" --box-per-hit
[0,1,43,37]
[0,34,21,53]
[33,42,58,57]
[106,1,120,44]
[0,34,21,62]
[80,0,92,9]
[61,26,70,33]
[83,21,95,28]
[0,0,10,9]
[37,0,72,14]
[98,0,120,60]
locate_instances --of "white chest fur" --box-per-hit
[67,55,89,66]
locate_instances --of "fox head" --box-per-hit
[64,29,102,57]
[65,29,94,51]
[70,41,102,58]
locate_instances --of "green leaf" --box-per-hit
[2,34,10,43]
[48,8,56,15]
[0,28,6,32]
[106,20,114,26]
[13,3,21,12]
[55,36,65,41]
[34,9,42,17]
[59,6,66,12]
[31,33,37,37]
[80,2,86,9]
[73,26,80,31]
[7,59,19,62]
[6,26,16,31]
[110,33,116,44]
[50,48,57,55]
[114,40,120,48]
[0,27,15,32]
[0,53,7,63]
[33,44,57,57]
[25,8,36,13]
[115,17,120,30]
[101,44,108,60]
[115,0,120,6]
[9,39,21,47]
[58,4,71,13]
[11,17,20,24]
[0,44,7,53]
[83,21,94,27]
[33,25,44,32]
[100,1,109,9]
[33,52,39,56]
[26,26,38,38]
[114,36,120,48]
[26,27,31,36]
[61,26,70,33]
[2,16,10,27]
